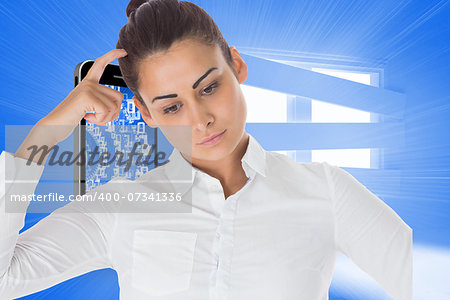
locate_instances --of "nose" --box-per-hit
[189,99,214,132]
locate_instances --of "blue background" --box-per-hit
[1,0,449,299]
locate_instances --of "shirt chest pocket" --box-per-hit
[131,230,197,296]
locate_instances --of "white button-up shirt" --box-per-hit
[0,133,412,300]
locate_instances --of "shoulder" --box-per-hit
[265,150,329,183]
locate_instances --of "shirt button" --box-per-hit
[215,232,221,239]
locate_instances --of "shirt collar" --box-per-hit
[240,133,267,179]
[162,133,267,196]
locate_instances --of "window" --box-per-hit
[241,84,288,156]
[309,67,376,169]
[241,61,381,169]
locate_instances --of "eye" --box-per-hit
[162,81,219,115]
[163,103,182,114]
[201,81,219,95]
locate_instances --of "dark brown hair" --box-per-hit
[116,0,234,107]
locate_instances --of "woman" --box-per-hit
[0,0,412,299]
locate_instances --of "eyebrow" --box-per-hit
[152,67,218,104]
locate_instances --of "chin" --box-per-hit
[193,142,231,161]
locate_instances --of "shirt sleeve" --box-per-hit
[323,162,413,300]
[0,151,116,299]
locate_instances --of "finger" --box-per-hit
[81,82,123,116]
[83,113,96,124]
[83,96,114,125]
[84,111,108,125]
[95,91,123,121]
[97,84,123,102]
[96,84,124,111]
[84,49,128,83]
[111,107,122,122]
[85,109,114,126]
[96,95,119,125]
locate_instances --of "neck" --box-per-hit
[182,132,250,183]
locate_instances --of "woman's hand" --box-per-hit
[40,49,128,141]
[14,49,128,164]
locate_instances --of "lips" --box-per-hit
[198,129,226,144]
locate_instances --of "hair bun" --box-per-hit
[126,0,149,18]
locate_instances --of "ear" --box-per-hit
[133,96,157,128]
[229,46,248,84]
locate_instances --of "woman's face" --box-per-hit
[134,38,248,161]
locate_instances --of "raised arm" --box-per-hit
[0,49,128,299]
[0,150,118,299]
[323,162,413,300]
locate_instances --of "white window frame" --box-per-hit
[238,47,386,169]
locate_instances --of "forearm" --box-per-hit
[0,150,113,298]
[14,119,61,166]
[0,151,45,277]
